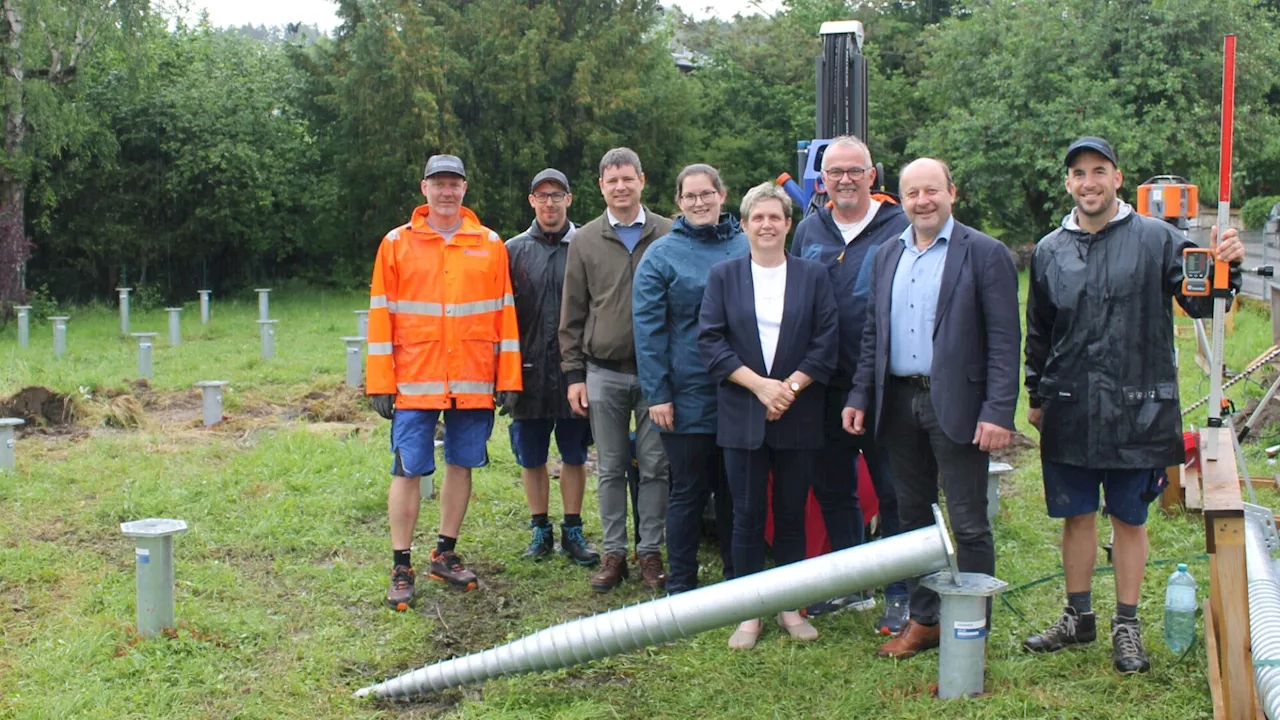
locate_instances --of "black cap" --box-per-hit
[1064,136,1118,168]
[423,154,466,179]
[530,168,570,193]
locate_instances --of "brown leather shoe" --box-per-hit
[589,553,629,593]
[876,619,940,658]
[639,553,666,589]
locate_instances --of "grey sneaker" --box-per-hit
[1111,617,1151,674]
[386,565,415,611]
[875,596,910,635]
[1024,606,1096,652]
[805,591,875,618]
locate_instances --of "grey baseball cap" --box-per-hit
[530,168,570,193]
[423,154,466,179]
[1065,136,1118,168]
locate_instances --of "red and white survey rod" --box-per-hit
[1205,34,1236,453]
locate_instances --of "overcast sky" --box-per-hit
[190,0,787,30]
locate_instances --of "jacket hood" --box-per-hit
[526,220,577,244]
[1060,200,1134,234]
[818,201,906,240]
[672,212,743,243]
[409,204,485,235]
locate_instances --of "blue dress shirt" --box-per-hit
[888,216,953,376]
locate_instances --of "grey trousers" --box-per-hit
[586,364,669,555]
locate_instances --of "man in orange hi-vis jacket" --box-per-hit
[367,154,522,610]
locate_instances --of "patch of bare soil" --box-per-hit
[0,386,77,431]
[991,430,1036,464]
[300,387,366,423]
[1241,373,1280,443]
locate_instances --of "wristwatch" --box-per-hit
[788,379,801,392]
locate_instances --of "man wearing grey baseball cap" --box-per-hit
[1023,135,1243,673]
[366,152,522,609]
[503,168,602,569]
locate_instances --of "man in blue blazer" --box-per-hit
[843,158,1020,659]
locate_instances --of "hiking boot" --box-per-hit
[805,591,875,618]
[876,596,910,636]
[428,548,479,592]
[1111,617,1151,674]
[639,553,666,590]
[386,565,415,611]
[1023,606,1096,653]
[876,619,940,658]
[559,524,600,567]
[522,523,555,560]
[590,553,629,593]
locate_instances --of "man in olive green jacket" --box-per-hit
[559,147,673,593]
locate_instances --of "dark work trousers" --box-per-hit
[851,415,908,599]
[814,386,864,552]
[723,444,813,578]
[881,379,994,624]
[661,433,734,592]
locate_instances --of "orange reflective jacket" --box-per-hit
[367,204,522,410]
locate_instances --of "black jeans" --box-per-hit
[851,415,908,599]
[723,444,813,577]
[813,387,863,552]
[662,433,733,592]
[881,379,994,624]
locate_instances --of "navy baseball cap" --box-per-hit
[530,168,570,193]
[424,154,466,179]
[1065,137,1118,168]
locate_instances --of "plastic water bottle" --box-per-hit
[1164,563,1198,654]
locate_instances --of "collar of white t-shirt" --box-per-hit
[833,199,882,244]
[607,206,647,228]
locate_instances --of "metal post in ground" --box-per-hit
[342,336,366,387]
[355,310,369,338]
[987,461,1014,521]
[15,305,31,348]
[919,571,1008,699]
[254,288,271,321]
[198,290,211,325]
[120,519,189,638]
[194,381,229,426]
[131,332,157,379]
[0,418,24,472]
[258,319,277,360]
[48,316,69,359]
[166,308,182,347]
[117,287,132,336]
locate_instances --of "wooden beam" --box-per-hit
[1204,596,1227,720]
[1162,464,1185,516]
[1238,475,1277,487]
[1202,426,1254,720]
[1185,463,1203,511]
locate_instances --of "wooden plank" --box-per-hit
[1162,464,1185,516]
[1185,463,1204,511]
[1207,516,1254,720]
[1204,595,1227,720]
[1202,428,1243,515]
[1238,475,1277,487]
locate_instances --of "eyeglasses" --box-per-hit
[679,189,720,205]
[532,191,568,204]
[823,166,872,181]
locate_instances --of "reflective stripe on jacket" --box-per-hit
[367,204,522,409]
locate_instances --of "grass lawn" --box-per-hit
[2,283,1278,719]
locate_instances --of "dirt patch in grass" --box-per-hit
[991,431,1037,465]
[1240,373,1280,443]
[300,387,368,423]
[0,386,78,430]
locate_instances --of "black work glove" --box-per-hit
[370,394,396,420]
[495,391,518,416]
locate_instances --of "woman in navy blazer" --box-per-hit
[698,183,839,649]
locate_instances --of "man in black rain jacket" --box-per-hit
[1022,137,1244,674]
[505,168,601,568]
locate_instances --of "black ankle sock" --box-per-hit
[1116,602,1138,621]
[563,514,582,527]
[1067,591,1092,615]
[436,535,457,554]
[393,548,411,568]
[532,513,550,528]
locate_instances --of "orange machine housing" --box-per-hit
[1136,176,1200,222]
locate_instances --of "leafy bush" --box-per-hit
[1243,196,1280,231]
